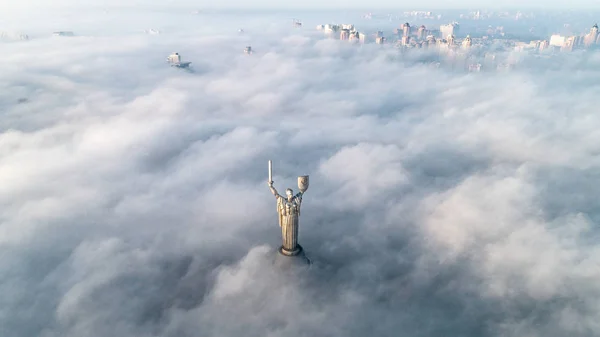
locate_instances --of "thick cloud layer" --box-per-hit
[3,8,600,337]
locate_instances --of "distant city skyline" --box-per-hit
[4,0,600,10]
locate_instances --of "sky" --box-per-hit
[3,5,600,337]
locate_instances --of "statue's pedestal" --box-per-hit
[273,245,311,269]
[278,244,303,257]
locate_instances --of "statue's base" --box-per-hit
[278,244,303,256]
[274,245,311,269]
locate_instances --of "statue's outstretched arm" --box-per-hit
[268,182,282,198]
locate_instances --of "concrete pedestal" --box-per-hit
[273,244,311,269]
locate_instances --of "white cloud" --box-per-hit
[3,7,600,337]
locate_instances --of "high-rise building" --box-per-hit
[462,35,472,48]
[440,22,459,39]
[359,32,367,43]
[401,35,410,46]
[562,36,577,51]
[514,42,528,52]
[549,34,566,47]
[167,52,181,64]
[402,22,410,37]
[584,23,598,47]
[440,24,452,38]
[423,35,435,48]
[417,25,426,39]
[167,52,191,68]
[447,34,455,46]
[340,29,350,40]
[324,24,339,34]
[376,36,385,44]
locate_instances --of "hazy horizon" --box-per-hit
[4,1,600,10]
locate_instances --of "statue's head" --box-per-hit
[286,188,293,200]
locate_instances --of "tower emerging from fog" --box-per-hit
[340,29,350,40]
[402,22,411,37]
[167,52,191,68]
[440,22,459,39]
[462,35,472,49]
[267,161,310,265]
[585,23,599,47]
[417,25,426,39]
[375,32,385,44]
[447,34,455,47]
[402,35,410,46]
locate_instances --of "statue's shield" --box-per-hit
[298,175,309,193]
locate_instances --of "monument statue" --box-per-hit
[267,160,309,257]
